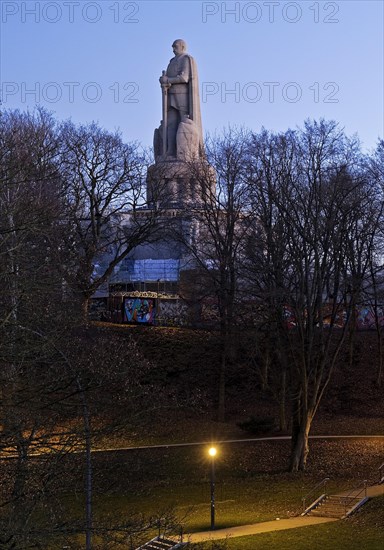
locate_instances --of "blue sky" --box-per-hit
[1,0,383,151]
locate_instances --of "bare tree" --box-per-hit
[177,128,253,421]
[245,120,378,471]
[0,110,178,547]
[364,139,384,386]
[0,108,65,327]
[242,128,298,432]
[0,108,83,547]
[59,121,162,320]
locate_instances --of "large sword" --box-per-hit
[161,70,168,157]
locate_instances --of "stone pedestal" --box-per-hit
[146,159,215,209]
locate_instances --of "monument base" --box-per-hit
[146,159,215,208]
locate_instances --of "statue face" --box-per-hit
[172,40,186,56]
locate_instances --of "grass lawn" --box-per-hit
[59,488,384,549]
[47,438,383,548]
[91,476,309,531]
[3,434,383,548]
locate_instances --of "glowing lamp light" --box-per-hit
[208,447,217,457]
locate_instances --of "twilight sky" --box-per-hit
[1,0,383,151]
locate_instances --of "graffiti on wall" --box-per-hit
[283,304,384,330]
[124,298,156,324]
[157,299,188,326]
[356,305,384,329]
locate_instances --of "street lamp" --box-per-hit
[208,446,217,530]
[156,279,161,325]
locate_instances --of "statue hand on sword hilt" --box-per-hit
[159,70,171,89]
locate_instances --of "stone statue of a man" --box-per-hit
[157,39,204,160]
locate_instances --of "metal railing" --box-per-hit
[302,477,330,513]
[341,480,368,517]
[379,462,384,483]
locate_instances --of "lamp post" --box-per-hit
[208,446,217,530]
[156,278,161,325]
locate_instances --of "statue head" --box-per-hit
[172,39,187,56]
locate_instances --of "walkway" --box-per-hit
[340,483,384,498]
[186,483,383,543]
[94,434,384,453]
[187,516,338,542]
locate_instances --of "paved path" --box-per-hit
[18,434,382,459]
[93,434,384,453]
[185,483,384,543]
[338,483,384,498]
[186,516,338,542]
[4,434,383,461]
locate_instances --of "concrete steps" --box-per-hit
[308,495,366,519]
[136,536,186,549]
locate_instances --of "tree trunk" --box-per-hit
[217,300,235,423]
[377,331,383,387]
[278,369,287,431]
[289,415,312,472]
[371,267,382,387]
[84,403,92,550]
[75,374,92,550]
[261,345,269,392]
[217,349,226,423]
[373,304,383,387]
[347,295,357,369]
[82,296,90,325]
